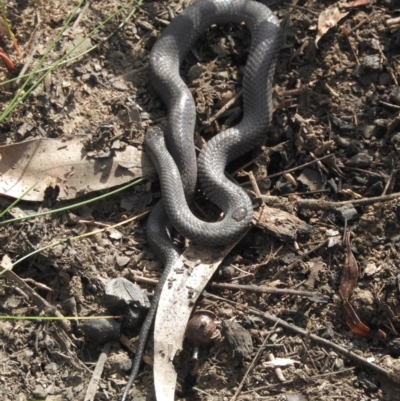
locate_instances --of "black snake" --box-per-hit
[121,1,281,399]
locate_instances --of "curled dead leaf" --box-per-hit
[339,232,359,301]
[343,300,371,336]
[315,7,349,48]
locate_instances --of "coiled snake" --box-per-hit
[121,1,281,399]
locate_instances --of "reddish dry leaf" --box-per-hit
[315,7,349,47]
[343,300,372,336]
[343,0,372,8]
[0,16,20,56]
[339,232,359,301]
[0,49,14,71]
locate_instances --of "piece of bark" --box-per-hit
[254,205,312,240]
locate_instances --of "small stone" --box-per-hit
[218,265,235,280]
[32,386,47,399]
[363,54,380,70]
[104,278,150,313]
[112,81,129,91]
[390,86,400,105]
[118,358,133,373]
[222,320,253,358]
[357,372,379,392]
[360,125,375,139]
[365,181,383,196]
[379,72,390,86]
[345,153,373,168]
[81,318,120,344]
[187,64,203,81]
[297,167,326,191]
[336,204,358,223]
[387,338,400,357]
[116,255,131,267]
[391,132,400,151]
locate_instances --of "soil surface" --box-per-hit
[1,0,400,400]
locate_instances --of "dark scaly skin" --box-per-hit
[121,0,281,399]
[120,201,179,401]
[146,0,281,245]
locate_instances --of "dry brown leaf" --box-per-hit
[343,300,372,336]
[339,232,359,301]
[315,7,349,47]
[0,137,155,201]
[339,233,373,336]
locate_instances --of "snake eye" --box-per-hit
[231,207,247,222]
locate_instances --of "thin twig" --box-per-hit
[84,342,111,401]
[72,0,92,29]
[230,322,280,401]
[265,154,333,180]
[205,90,242,126]
[261,191,400,211]
[133,274,317,297]
[379,100,400,110]
[2,269,71,332]
[205,292,392,382]
[210,282,317,297]
[15,15,41,87]
[248,307,392,379]
[272,240,328,280]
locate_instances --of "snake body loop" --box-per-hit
[146,0,281,246]
[122,1,280,399]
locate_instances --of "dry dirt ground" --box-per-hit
[1,0,400,400]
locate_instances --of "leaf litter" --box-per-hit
[1,0,400,400]
[0,137,154,201]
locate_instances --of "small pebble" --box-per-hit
[81,318,120,345]
[345,152,373,168]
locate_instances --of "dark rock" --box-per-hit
[222,320,253,358]
[104,277,150,329]
[346,140,363,157]
[330,115,355,131]
[372,119,387,138]
[345,153,373,168]
[187,64,203,81]
[336,205,358,223]
[390,86,400,105]
[81,318,120,344]
[379,72,390,86]
[104,278,150,313]
[387,338,400,357]
[360,125,375,139]
[353,175,368,186]
[365,181,383,196]
[335,135,351,149]
[327,178,338,193]
[387,115,400,136]
[297,167,326,192]
[367,175,384,187]
[357,372,379,393]
[275,176,296,194]
[218,265,235,280]
[391,132,400,151]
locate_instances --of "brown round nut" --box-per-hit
[185,311,216,346]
